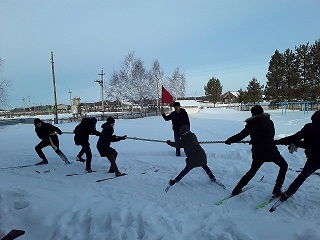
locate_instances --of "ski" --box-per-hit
[165,182,171,193]
[66,170,97,176]
[213,179,226,189]
[0,164,35,170]
[269,199,284,212]
[35,169,52,173]
[96,173,127,182]
[1,229,25,240]
[256,195,279,209]
[141,169,159,174]
[215,185,254,205]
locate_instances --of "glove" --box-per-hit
[57,130,62,135]
[225,139,232,145]
[288,143,298,154]
[122,135,127,140]
[166,140,172,145]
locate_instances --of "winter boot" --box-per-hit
[76,155,85,163]
[116,171,125,177]
[169,179,176,186]
[86,168,94,173]
[108,167,115,173]
[35,158,48,165]
[272,183,283,196]
[208,172,216,182]
[231,186,242,196]
[280,191,291,202]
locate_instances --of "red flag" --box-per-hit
[162,85,173,104]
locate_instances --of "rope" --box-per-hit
[126,136,166,143]
[62,132,249,144]
[127,136,249,144]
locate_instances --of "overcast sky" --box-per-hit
[1,0,320,109]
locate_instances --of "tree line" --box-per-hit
[107,51,186,107]
[204,39,320,105]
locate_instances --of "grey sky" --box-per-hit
[1,0,320,109]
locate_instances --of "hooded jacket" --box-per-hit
[34,120,62,140]
[167,130,207,168]
[96,122,124,157]
[73,118,100,145]
[226,113,281,161]
[277,111,320,162]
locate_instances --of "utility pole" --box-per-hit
[94,68,105,113]
[50,51,58,124]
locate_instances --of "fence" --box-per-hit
[0,111,159,126]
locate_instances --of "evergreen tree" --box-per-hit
[265,50,285,102]
[310,39,320,100]
[282,49,299,101]
[204,77,222,106]
[246,77,264,104]
[295,43,313,100]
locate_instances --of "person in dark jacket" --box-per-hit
[96,116,127,176]
[276,110,320,202]
[161,101,190,156]
[225,105,288,196]
[167,125,217,187]
[73,117,100,173]
[34,118,70,165]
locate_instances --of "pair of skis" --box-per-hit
[165,178,226,193]
[214,186,285,212]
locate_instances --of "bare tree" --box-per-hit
[168,67,186,100]
[0,58,10,108]
[149,59,165,110]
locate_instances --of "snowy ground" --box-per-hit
[1,108,320,240]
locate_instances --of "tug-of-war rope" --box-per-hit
[124,136,250,144]
[62,132,249,144]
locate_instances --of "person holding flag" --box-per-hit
[161,85,190,156]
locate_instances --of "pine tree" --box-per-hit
[246,77,264,104]
[204,77,222,106]
[265,50,285,102]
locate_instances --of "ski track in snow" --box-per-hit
[1,109,320,239]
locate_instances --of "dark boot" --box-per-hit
[231,186,242,196]
[280,191,291,202]
[35,158,48,165]
[76,155,85,163]
[272,183,283,196]
[208,172,216,182]
[169,179,176,186]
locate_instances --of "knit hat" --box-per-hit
[34,118,41,125]
[107,116,115,124]
[311,110,320,123]
[251,105,264,116]
[179,125,190,136]
[173,102,180,107]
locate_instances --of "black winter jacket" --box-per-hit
[96,122,124,156]
[35,120,62,140]
[73,118,100,145]
[162,108,190,133]
[226,113,281,161]
[277,122,320,162]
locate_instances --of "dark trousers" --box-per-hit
[35,135,61,159]
[286,161,320,196]
[174,131,181,156]
[106,151,119,173]
[78,143,92,170]
[236,155,288,189]
[35,136,69,163]
[175,164,212,182]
